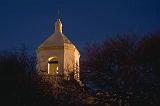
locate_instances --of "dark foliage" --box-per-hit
[82,32,160,106]
[0,46,94,106]
[0,47,58,105]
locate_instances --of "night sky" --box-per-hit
[0,0,160,53]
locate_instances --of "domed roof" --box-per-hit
[38,32,72,48]
[38,18,75,49]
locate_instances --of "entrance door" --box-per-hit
[48,57,58,75]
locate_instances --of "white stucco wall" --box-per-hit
[37,47,64,75]
[63,43,80,81]
[64,44,75,76]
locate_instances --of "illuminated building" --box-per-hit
[37,17,80,82]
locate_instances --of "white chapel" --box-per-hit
[36,17,80,82]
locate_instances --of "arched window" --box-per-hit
[48,57,58,75]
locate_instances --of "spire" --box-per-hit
[58,9,60,19]
[55,9,62,33]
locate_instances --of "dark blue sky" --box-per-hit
[0,0,160,53]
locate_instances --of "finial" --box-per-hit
[55,10,62,33]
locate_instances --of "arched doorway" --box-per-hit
[48,57,58,75]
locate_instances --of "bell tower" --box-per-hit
[36,16,81,82]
